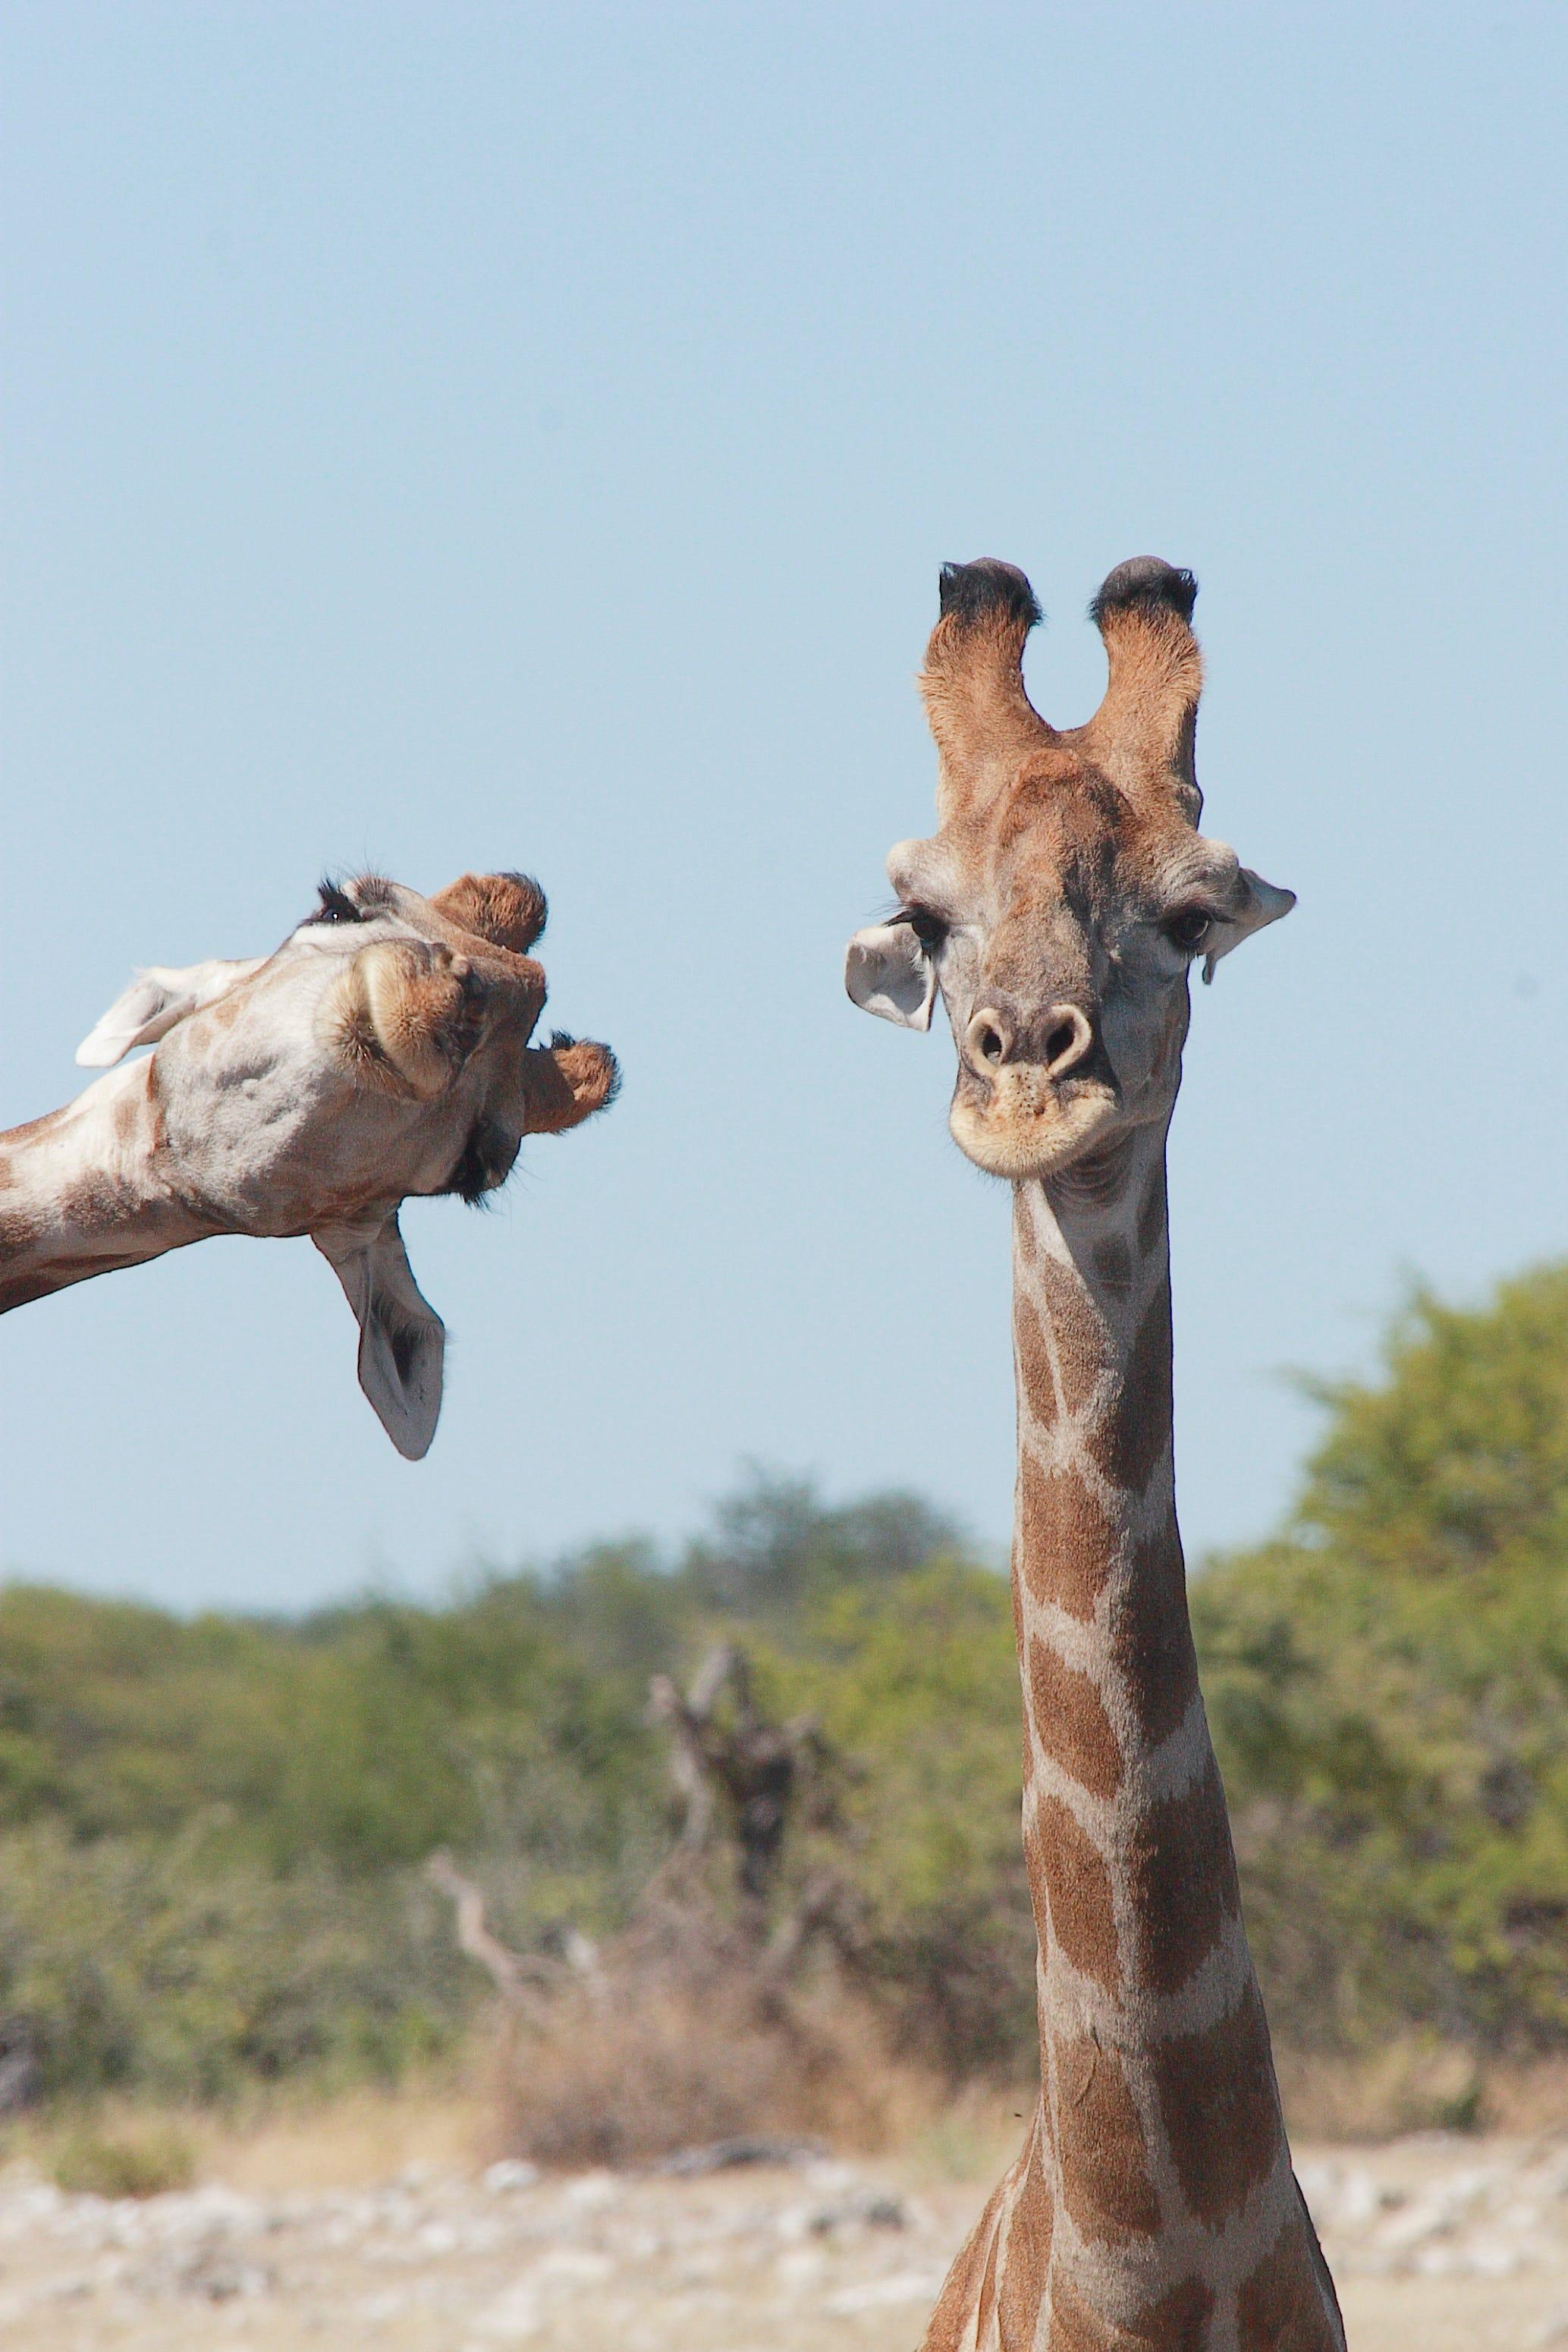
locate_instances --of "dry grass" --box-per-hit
[0,2071,493,2199]
[1277,2037,1484,2140]
[1277,2039,1568,2142]
[2,2083,1563,2352]
[17,2030,1568,2206]
[496,1976,944,2169]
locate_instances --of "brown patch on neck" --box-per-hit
[922,2174,1010,2352]
[1045,2271,1112,2348]
[1092,1234,1133,1299]
[1111,1520,1199,1744]
[1152,1979,1284,2224]
[1013,1292,1061,1431]
[1127,1753,1242,1995]
[1017,1461,1121,1622]
[1085,1282,1172,1495]
[1236,2196,1343,2350]
[1048,2271,1214,2348]
[996,2119,1054,2350]
[1136,2277,1217,2346]
[975,2196,1004,2345]
[1053,2034,1161,2244]
[1027,1794,1120,1991]
[1027,1637,1123,1800]
[1136,1164,1167,1257]
[1017,1255,1111,1425]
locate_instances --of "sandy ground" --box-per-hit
[2,2107,1567,2348]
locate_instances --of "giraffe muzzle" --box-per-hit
[961,1003,1095,1084]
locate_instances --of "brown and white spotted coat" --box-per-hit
[847,561,1343,2349]
[0,870,617,1456]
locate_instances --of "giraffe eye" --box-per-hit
[1164,907,1212,954]
[309,880,364,926]
[903,904,947,952]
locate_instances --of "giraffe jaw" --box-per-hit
[948,1076,1121,1181]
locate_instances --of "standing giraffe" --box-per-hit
[0,869,616,1455]
[846,560,1343,2349]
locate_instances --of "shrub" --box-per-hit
[1197,1265,1568,2053]
[50,2121,196,2198]
[0,1819,464,2100]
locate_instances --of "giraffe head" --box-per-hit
[846,558,1293,1180]
[70,869,617,1455]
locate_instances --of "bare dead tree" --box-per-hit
[429,1643,859,2033]
[647,1643,841,1911]
[424,1849,606,2020]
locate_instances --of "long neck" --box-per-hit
[1003,1121,1343,2343]
[0,1062,212,1313]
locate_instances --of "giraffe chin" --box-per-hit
[948,1083,1120,1181]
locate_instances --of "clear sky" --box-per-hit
[4,2,1566,1611]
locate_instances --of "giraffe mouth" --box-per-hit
[948,1071,1121,1180]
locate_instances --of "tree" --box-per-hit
[1196,1263,1568,2049]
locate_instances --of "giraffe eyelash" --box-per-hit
[902,906,948,951]
[886,900,949,951]
[310,879,365,926]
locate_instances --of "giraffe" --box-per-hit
[0,868,617,1457]
[845,559,1343,2350]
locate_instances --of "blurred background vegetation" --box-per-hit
[2,1260,1567,2115]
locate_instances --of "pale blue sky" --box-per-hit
[4,2,1566,1609]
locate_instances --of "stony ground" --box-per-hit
[3,2124,1568,2348]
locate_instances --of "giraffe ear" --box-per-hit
[75,958,267,1067]
[1199,866,1296,983]
[844,924,937,1030]
[313,1216,445,1459]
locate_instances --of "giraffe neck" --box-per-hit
[0,1061,212,1313]
[966,1120,1344,2347]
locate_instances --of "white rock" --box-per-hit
[483,2160,540,2195]
[561,2171,618,2211]
[467,2279,543,2341]
[825,2269,943,2314]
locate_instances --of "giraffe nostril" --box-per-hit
[963,1008,1014,1075]
[1042,1005,1095,1079]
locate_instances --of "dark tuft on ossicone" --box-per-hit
[501,873,547,947]
[1090,558,1198,627]
[938,559,1043,632]
[478,872,548,953]
[549,1030,624,1111]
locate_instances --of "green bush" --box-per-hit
[6,1266,1568,2112]
[757,1561,1032,2074]
[50,2121,196,2198]
[0,1819,463,2099]
[1197,1264,1568,2052]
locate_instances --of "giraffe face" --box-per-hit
[84,871,616,1226]
[74,869,617,1454]
[846,559,1293,1181]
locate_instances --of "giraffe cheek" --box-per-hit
[322,946,471,1101]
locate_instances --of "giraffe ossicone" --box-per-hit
[847,559,1344,2350]
[0,869,617,1459]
